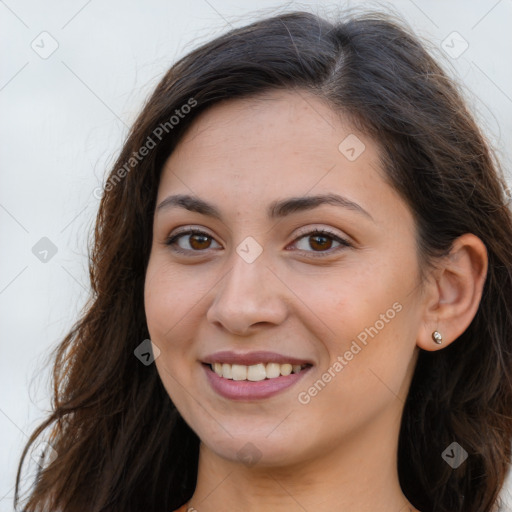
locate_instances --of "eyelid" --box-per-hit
[292,225,347,242]
[287,227,352,256]
[165,227,221,254]
[164,225,352,257]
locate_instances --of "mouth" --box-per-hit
[201,358,313,401]
[204,362,311,381]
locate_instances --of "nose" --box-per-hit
[206,250,289,336]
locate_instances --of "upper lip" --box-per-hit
[202,351,314,366]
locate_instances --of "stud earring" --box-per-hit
[432,331,443,344]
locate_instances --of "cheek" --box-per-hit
[144,257,204,339]
[295,262,417,391]
[318,302,418,430]
[298,312,415,435]
[144,264,197,405]
[287,261,405,343]
[145,270,197,413]
[144,255,216,360]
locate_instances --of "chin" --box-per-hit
[199,425,306,468]
[212,440,296,468]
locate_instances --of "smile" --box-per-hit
[202,362,312,401]
[209,362,310,381]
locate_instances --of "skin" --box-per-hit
[144,90,488,512]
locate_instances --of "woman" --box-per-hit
[15,9,512,512]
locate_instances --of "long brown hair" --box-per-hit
[15,9,512,512]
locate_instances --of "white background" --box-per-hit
[1,0,511,510]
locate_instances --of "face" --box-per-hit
[144,90,425,468]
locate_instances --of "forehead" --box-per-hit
[168,90,357,167]
[157,90,409,227]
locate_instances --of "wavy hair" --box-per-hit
[15,9,512,512]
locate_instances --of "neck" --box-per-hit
[185,406,419,512]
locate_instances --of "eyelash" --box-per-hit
[164,227,352,258]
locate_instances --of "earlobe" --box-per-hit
[417,233,488,352]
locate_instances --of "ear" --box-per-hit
[417,233,488,351]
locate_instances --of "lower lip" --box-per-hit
[202,364,311,401]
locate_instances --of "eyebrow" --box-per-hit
[155,193,373,221]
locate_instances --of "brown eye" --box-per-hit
[188,233,212,250]
[307,234,334,251]
[292,228,351,257]
[165,229,221,253]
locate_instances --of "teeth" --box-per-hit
[231,364,247,381]
[209,362,308,380]
[247,363,267,381]
[265,362,281,379]
[280,363,292,376]
[222,363,232,379]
